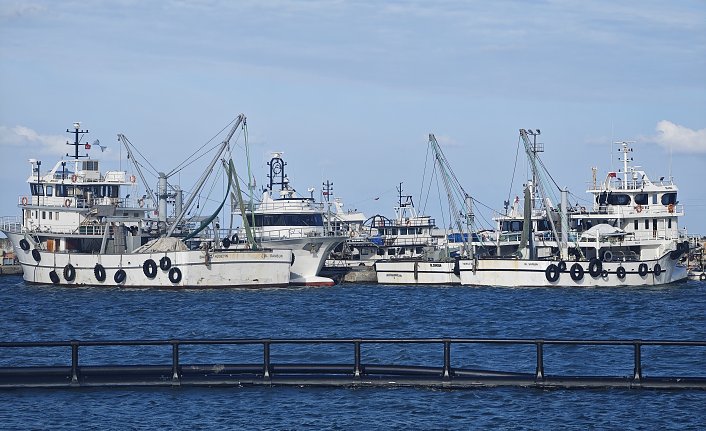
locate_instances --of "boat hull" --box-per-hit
[258,236,345,286]
[375,260,460,285]
[5,232,291,288]
[458,254,687,287]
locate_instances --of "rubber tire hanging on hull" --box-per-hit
[94,264,106,282]
[160,256,172,271]
[638,263,648,277]
[222,237,231,249]
[570,263,584,281]
[588,258,603,278]
[114,269,126,284]
[617,266,626,280]
[19,239,30,251]
[558,261,567,272]
[653,263,662,276]
[63,264,76,282]
[545,264,560,283]
[31,249,41,262]
[143,259,157,278]
[168,267,182,284]
[49,270,60,284]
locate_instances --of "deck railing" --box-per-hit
[1,337,704,389]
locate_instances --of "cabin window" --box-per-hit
[251,213,324,227]
[30,183,44,196]
[668,218,672,228]
[417,228,423,235]
[634,220,638,230]
[391,228,398,235]
[607,193,631,205]
[399,248,406,255]
[42,211,46,220]
[644,219,649,229]
[502,220,523,232]
[661,192,677,205]
[652,194,658,204]
[537,220,551,231]
[82,161,99,171]
[634,193,648,205]
[376,248,384,256]
[45,185,53,196]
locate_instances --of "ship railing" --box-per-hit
[0,216,22,234]
[1,337,704,389]
[372,218,436,228]
[587,204,684,216]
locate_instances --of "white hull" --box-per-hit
[458,254,687,287]
[258,236,344,286]
[375,260,460,285]
[6,232,291,288]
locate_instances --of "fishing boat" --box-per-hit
[230,153,346,286]
[372,139,469,285]
[458,130,690,287]
[0,117,292,288]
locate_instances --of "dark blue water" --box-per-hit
[1,275,705,430]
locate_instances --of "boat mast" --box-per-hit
[166,114,245,237]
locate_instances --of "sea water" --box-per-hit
[1,275,705,430]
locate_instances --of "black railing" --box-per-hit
[1,337,704,389]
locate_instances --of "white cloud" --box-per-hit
[651,121,706,154]
[0,125,74,156]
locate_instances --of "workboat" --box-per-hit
[230,153,346,286]
[0,117,292,288]
[458,130,689,287]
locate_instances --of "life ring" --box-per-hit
[21,196,28,205]
[634,204,642,213]
[94,264,106,282]
[602,250,613,262]
[700,273,706,281]
[49,270,60,284]
[638,263,648,277]
[588,258,603,278]
[570,263,584,281]
[653,263,662,276]
[222,237,231,249]
[114,269,126,284]
[545,264,560,282]
[71,174,77,183]
[130,175,136,184]
[19,239,30,251]
[32,248,41,262]
[159,256,172,271]
[558,260,567,272]
[143,259,157,278]
[64,199,72,207]
[168,267,182,283]
[668,204,675,213]
[63,264,76,282]
[617,266,626,280]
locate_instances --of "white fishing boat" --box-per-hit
[0,117,292,288]
[458,130,689,287]
[229,153,346,286]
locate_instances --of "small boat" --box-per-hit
[0,117,292,288]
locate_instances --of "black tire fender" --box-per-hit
[63,264,76,282]
[570,263,584,281]
[168,267,182,284]
[94,264,106,282]
[545,264,560,283]
[143,259,157,278]
[159,256,172,271]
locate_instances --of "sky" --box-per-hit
[1,0,705,234]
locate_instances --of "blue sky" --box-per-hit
[1,0,705,233]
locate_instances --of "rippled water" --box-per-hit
[1,275,706,430]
